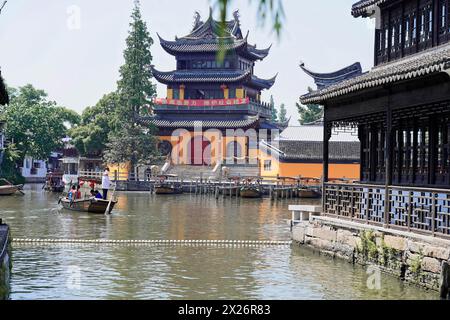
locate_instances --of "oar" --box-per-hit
[105,183,117,215]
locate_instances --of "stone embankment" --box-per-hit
[0,220,11,300]
[292,214,450,298]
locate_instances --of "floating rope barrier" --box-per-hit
[12,238,292,247]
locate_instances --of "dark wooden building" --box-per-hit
[300,0,450,238]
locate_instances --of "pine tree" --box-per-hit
[105,1,160,168]
[117,0,156,122]
[297,87,323,125]
[278,103,287,123]
[270,95,278,122]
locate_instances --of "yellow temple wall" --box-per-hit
[107,162,132,180]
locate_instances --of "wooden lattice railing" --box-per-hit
[324,183,450,238]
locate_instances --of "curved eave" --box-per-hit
[300,44,450,105]
[300,62,362,81]
[351,0,388,18]
[239,43,272,61]
[140,116,260,129]
[151,67,252,85]
[248,74,278,90]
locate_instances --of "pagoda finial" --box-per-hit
[233,9,240,23]
[208,6,213,19]
[192,11,202,30]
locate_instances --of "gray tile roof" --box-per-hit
[278,140,360,161]
[140,116,260,129]
[159,35,247,54]
[279,126,360,143]
[151,68,252,84]
[300,43,450,105]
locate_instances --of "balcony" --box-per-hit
[153,98,272,119]
[323,182,450,239]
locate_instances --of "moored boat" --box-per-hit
[59,197,117,214]
[43,172,65,193]
[240,186,262,198]
[297,188,322,199]
[154,175,183,195]
[240,177,263,198]
[0,179,24,196]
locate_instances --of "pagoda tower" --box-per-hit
[145,9,285,167]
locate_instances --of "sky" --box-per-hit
[0,0,375,124]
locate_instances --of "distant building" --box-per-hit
[260,125,360,180]
[20,157,47,183]
[60,138,104,184]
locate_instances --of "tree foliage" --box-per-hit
[278,103,287,123]
[104,1,159,167]
[297,87,323,125]
[4,84,80,160]
[69,92,120,156]
[104,123,159,167]
[270,95,278,122]
[116,0,156,122]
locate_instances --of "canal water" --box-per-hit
[0,185,437,300]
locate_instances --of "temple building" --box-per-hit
[300,0,450,237]
[145,9,285,171]
[259,125,360,180]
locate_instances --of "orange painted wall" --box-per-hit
[259,149,360,180]
[277,162,360,180]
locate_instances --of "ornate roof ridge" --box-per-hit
[300,62,363,90]
[351,0,390,18]
[300,42,450,105]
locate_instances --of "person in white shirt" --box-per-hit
[102,168,111,200]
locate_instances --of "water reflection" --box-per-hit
[0,185,436,300]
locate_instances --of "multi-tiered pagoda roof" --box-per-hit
[152,9,277,92]
[147,9,284,132]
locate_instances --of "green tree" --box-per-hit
[104,123,160,168]
[297,87,323,125]
[116,0,156,121]
[69,92,120,156]
[270,95,278,122]
[278,103,287,123]
[4,84,80,160]
[105,1,159,168]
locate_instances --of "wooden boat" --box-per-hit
[298,188,322,199]
[154,175,183,195]
[59,197,117,214]
[240,177,263,198]
[240,185,262,198]
[0,179,24,196]
[43,172,65,193]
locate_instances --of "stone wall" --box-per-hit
[0,223,11,300]
[292,216,450,297]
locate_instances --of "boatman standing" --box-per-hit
[102,167,110,200]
